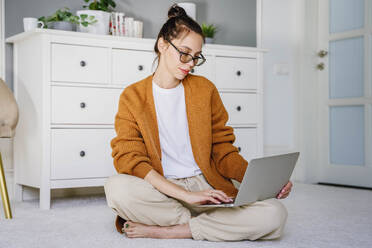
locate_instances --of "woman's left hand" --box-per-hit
[276,181,292,199]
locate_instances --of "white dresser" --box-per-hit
[6,29,265,209]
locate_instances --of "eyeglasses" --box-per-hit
[166,39,206,66]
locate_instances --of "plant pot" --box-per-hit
[76,10,111,35]
[205,37,214,44]
[51,21,73,31]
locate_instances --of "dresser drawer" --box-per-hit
[190,55,215,82]
[51,43,109,84]
[51,86,122,124]
[51,129,117,179]
[233,128,258,162]
[112,49,156,85]
[220,92,257,125]
[215,56,257,90]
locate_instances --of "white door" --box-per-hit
[317,0,372,187]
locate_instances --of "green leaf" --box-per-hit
[38,16,48,28]
[98,3,107,11]
[201,23,217,38]
[108,0,116,8]
[82,0,116,12]
[89,2,97,10]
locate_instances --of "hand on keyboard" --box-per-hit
[183,189,234,205]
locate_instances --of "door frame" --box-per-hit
[292,0,322,184]
[295,0,372,186]
[317,0,372,187]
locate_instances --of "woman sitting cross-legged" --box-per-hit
[104,3,292,242]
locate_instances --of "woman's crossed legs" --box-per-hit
[104,174,288,241]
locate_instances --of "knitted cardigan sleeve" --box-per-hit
[210,85,248,182]
[110,91,153,179]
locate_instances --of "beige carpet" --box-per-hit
[1,182,371,248]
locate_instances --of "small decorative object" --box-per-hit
[110,12,115,35]
[133,20,143,38]
[118,12,125,35]
[38,7,97,31]
[201,23,217,44]
[110,12,125,36]
[109,13,143,38]
[177,2,196,20]
[77,0,116,35]
[23,17,44,32]
[124,17,134,37]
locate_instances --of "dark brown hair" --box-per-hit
[152,3,205,70]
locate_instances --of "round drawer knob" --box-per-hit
[236,106,241,111]
[80,102,86,108]
[80,151,85,157]
[80,61,86,67]
[236,70,241,76]
[238,147,241,152]
[191,68,195,73]
[138,65,144,71]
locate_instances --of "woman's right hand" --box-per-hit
[182,189,234,205]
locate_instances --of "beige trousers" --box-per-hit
[104,173,288,242]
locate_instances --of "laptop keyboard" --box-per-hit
[202,199,236,207]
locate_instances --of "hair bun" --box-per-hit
[168,4,188,19]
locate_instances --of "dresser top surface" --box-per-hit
[6,28,268,53]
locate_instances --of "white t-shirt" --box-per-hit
[152,80,202,179]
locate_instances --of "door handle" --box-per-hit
[318,50,328,58]
[317,63,325,70]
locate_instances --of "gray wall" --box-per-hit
[5,0,256,90]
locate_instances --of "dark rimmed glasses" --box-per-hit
[166,39,206,66]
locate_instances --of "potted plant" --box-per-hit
[39,7,97,31]
[201,23,217,44]
[76,0,116,35]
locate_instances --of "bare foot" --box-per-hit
[122,221,192,239]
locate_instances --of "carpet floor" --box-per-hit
[0,182,371,248]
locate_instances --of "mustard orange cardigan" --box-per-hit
[110,73,248,197]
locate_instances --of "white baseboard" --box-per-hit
[5,171,105,202]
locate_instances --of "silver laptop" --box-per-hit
[198,152,300,207]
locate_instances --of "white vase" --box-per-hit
[76,10,111,35]
[51,21,73,31]
[205,37,214,44]
[177,2,196,20]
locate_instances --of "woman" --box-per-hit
[104,4,292,242]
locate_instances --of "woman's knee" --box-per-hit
[262,199,288,232]
[104,174,191,226]
[104,174,141,205]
